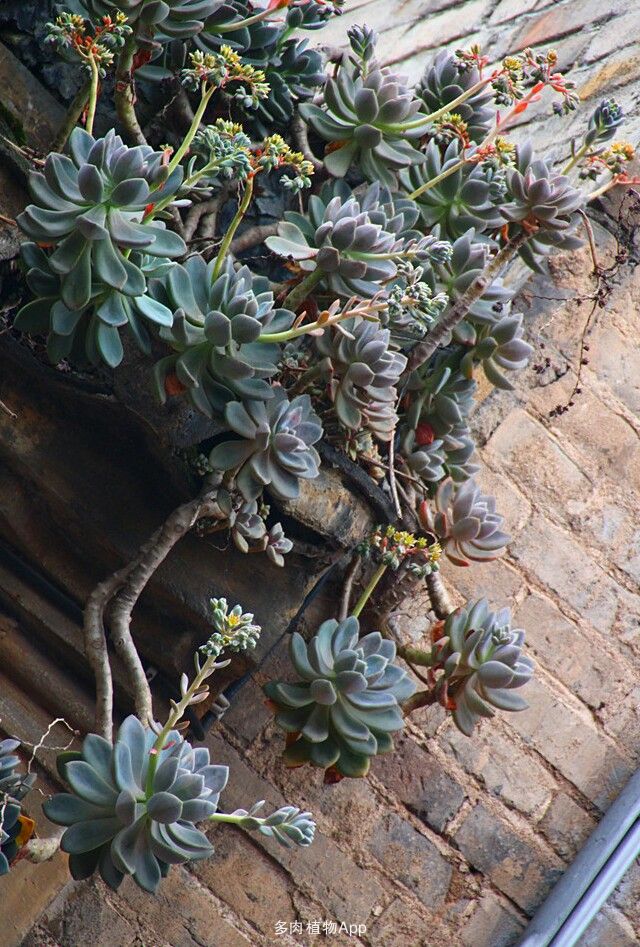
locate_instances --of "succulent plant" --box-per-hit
[227,801,316,847]
[416,51,494,144]
[288,0,343,30]
[243,39,326,136]
[502,156,584,258]
[196,1,282,54]
[428,598,534,735]
[405,438,447,483]
[0,803,22,876]
[460,312,533,390]
[585,99,624,146]
[419,477,509,566]
[267,179,432,298]
[152,256,294,417]
[16,129,185,320]
[300,34,430,186]
[79,0,222,41]
[0,739,21,796]
[316,318,407,441]
[208,390,322,502]
[402,361,481,483]
[264,617,415,777]
[43,715,228,893]
[401,141,504,239]
[16,243,175,367]
[265,522,294,567]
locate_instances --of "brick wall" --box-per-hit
[17,1,640,945]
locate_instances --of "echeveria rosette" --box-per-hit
[264,617,416,778]
[430,599,534,736]
[43,715,228,894]
[16,243,175,367]
[585,99,624,147]
[209,390,322,502]
[0,738,21,796]
[401,141,504,240]
[152,256,294,417]
[300,50,430,186]
[243,39,326,136]
[420,477,509,566]
[0,802,22,876]
[316,318,407,441]
[16,128,185,317]
[424,229,514,344]
[196,1,282,54]
[416,50,494,144]
[78,0,223,42]
[502,156,584,270]
[402,364,480,483]
[460,312,533,390]
[267,179,427,298]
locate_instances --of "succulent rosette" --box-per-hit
[428,599,534,735]
[79,0,223,42]
[16,128,184,321]
[208,390,323,502]
[43,716,228,893]
[402,141,504,239]
[152,256,294,417]
[267,180,426,298]
[416,51,494,143]
[316,318,407,441]
[460,312,533,390]
[419,477,509,566]
[264,617,415,777]
[300,32,430,185]
[16,243,175,367]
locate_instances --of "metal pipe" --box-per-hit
[515,768,640,947]
[550,817,640,946]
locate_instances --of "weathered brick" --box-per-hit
[582,905,638,947]
[444,725,556,819]
[115,869,252,947]
[584,10,640,62]
[42,882,137,947]
[510,515,619,635]
[460,893,525,947]
[509,0,625,51]
[367,813,452,910]
[485,409,594,519]
[369,898,434,947]
[204,733,385,925]
[190,831,297,938]
[373,734,466,831]
[514,592,631,711]
[539,792,596,858]
[378,0,493,68]
[603,686,640,763]
[454,805,563,914]
[612,859,640,930]
[589,324,640,417]
[508,676,633,809]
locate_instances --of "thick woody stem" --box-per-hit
[84,561,137,741]
[83,491,221,738]
[107,491,221,727]
[402,690,437,716]
[425,571,453,620]
[291,111,323,173]
[406,231,530,374]
[114,37,147,146]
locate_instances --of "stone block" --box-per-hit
[444,725,556,818]
[454,805,563,913]
[581,906,638,947]
[508,676,633,810]
[366,812,452,910]
[204,733,385,926]
[514,592,631,711]
[460,893,525,947]
[369,898,434,947]
[539,792,596,858]
[373,734,466,831]
[485,409,594,519]
[510,515,619,635]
